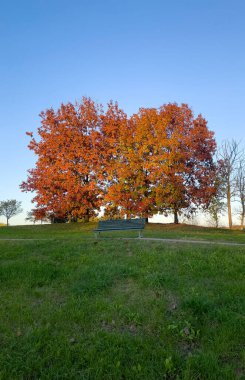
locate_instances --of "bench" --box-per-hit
[94,218,146,238]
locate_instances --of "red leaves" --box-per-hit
[103,103,217,219]
[21,98,104,221]
[21,99,217,222]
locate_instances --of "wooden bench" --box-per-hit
[94,218,146,238]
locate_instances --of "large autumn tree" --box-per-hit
[22,98,217,224]
[21,97,104,222]
[152,103,217,223]
[102,103,217,223]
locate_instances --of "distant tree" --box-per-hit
[236,158,245,228]
[205,167,226,228]
[218,140,241,228]
[0,200,23,226]
[206,196,226,228]
[25,209,49,224]
[25,211,36,224]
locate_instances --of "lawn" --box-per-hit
[0,223,244,379]
[1,222,245,243]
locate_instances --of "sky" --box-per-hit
[0,0,244,225]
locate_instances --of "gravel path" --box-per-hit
[0,238,51,241]
[0,237,244,247]
[122,237,245,246]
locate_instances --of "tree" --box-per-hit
[21,98,217,224]
[25,209,49,224]
[150,103,217,223]
[21,98,104,222]
[206,195,226,228]
[0,200,23,226]
[218,140,241,228]
[236,158,245,228]
[25,211,36,224]
[205,168,226,228]
[103,103,217,223]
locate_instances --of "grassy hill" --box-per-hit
[1,222,245,243]
[0,223,244,379]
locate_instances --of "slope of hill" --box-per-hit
[0,223,244,379]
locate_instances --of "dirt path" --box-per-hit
[122,237,245,246]
[0,238,51,241]
[0,237,244,247]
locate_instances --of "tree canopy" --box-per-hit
[0,200,23,226]
[21,97,217,223]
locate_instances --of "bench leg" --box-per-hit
[138,230,143,238]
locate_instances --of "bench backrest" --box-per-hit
[98,218,146,230]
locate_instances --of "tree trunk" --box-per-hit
[7,217,9,226]
[241,203,245,229]
[84,209,89,223]
[241,214,244,229]
[215,218,219,228]
[174,210,179,224]
[214,210,219,228]
[227,184,232,229]
[145,217,149,223]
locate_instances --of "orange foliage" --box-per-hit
[103,103,217,222]
[21,98,104,221]
[21,99,217,223]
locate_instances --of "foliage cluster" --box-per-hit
[0,199,22,226]
[21,98,217,223]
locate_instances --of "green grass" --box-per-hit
[1,222,245,243]
[0,223,244,379]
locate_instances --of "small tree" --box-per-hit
[218,140,241,228]
[25,209,49,224]
[206,196,226,228]
[25,211,36,224]
[0,200,23,226]
[205,168,226,228]
[236,160,245,228]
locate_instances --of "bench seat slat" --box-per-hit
[94,227,144,231]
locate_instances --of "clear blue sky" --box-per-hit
[0,0,244,225]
